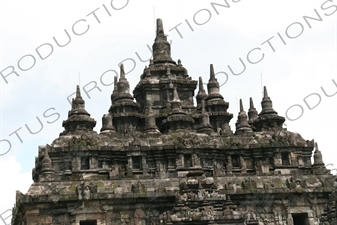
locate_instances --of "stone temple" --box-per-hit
[12,19,336,225]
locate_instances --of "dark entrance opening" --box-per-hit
[132,156,142,170]
[184,154,192,168]
[292,213,309,225]
[281,152,290,165]
[80,220,97,225]
[81,157,90,170]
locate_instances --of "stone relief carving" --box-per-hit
[192,154,201,167]
[68,133,98,149]
[110,163,123,178]
[132,181,147,196]
[76,181,97,200]
[213,162,224,176]
[240,156,247,173]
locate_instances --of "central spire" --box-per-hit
[152,18,175,64]
[156,18,165,40]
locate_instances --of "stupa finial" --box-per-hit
[120,63,125,79]
[240,99,244,112]
[210,64,215,79]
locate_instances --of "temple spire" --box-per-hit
[111,75,118,104]
[206,64,224,101]
[259,86,277,116]
[41,147,54,174]
[143,100,160,134]
[196,77,207,110]
[72,85,85,110]
[197,100,214,134]
[235,99,253,135]
[152,18,175,64]
[248,97,258,123]
[62,85,96,134]
[162,85,194,131]
[253,86,285,131]
[115,64,133,101]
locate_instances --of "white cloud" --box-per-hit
[0,156,31,213]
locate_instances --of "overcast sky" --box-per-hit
[0,0,336,218]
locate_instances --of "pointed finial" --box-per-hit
[76,85,81,98]
[259,86,278,116]
[152,18,174,64]
[206,63,225,102]
[199,77,205,91]
[111,75,119,104]
[72,85,85,110]
[256,86,285,130]
[250,97,254,109]
[115,63,133,102]
[248,97,258,125]
[173,86,180,101]
[120,63,125,79]
[239,99,244,112]
[196,76,207,109]
[210,64,215,79]
[144,99,160,134]
[197,99,214,134]
[113,75,118,94]
[178,59,182,66]
[235,99,253,135]
[41,147,53,174]
[114,75,118,89]
[156,18,164,38]
[63,85,96,133]
[263,86,269,98]
[315,142,319,151]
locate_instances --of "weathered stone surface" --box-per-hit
[12,18,336,225]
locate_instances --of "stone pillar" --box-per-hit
[298,155,304,167]
[226,155,233,174]
[240,156,247,174]
[142,156,148,175]
[127,157,132,176]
